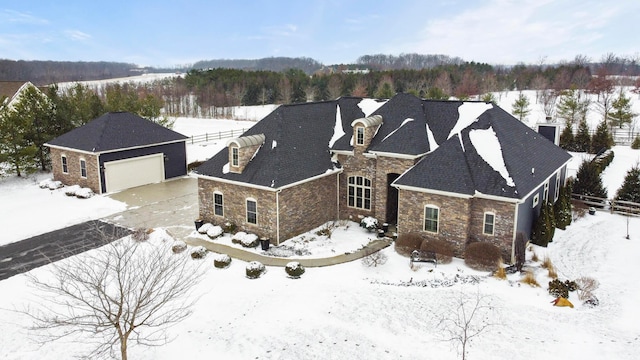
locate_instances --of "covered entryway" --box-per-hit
[386,173,400,224]
[104,153,165,192]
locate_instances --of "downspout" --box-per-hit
[511,202,519,263]
[336,173,340,220]
[96,155,103,194]
[276,189,281,245]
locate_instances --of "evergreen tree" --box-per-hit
[574,118,592,152]
[615,164,640,203]
[609,91,636,129]
[481,93,496,102]
[425,87,448,100]
[0,99,38,176]
[375,82,394,99]
[573,159,607,199]
[632,135,640,149]
[591,120,614,152]
[546,201,556,242]
[556,89,589,127]
[14,85,56,171]
[512,92,530,122]
[531,201,553,247]
[559,122,575,151]
[554,183,572,230]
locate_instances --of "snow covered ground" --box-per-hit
[1,90,640,359]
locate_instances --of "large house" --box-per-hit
[194,93,571,262]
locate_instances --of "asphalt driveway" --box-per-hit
[0,220,129,281]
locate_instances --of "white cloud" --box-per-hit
[65,30,91,41]
[0,9,48,25]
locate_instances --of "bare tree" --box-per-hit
[23,231,204,360]
[437,289,501,360]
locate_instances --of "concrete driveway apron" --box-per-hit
[105,176,198,240]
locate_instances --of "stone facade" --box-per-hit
[336,153,377,221]
[50,147,101,194]
[397,189,517,262]
[198,178,277,241]
[373,156,417,223]
[229,143,261,174]
[469,197,516,261]
[198,174,338,245]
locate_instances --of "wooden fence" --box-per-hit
[188,128,247,144]
[571,193,640,216]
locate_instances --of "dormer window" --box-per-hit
[231,146,239,167]
[355,126,365,145]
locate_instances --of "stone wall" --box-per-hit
[198,178,277,241]
[336,153,377,221]
[469,197,516,261]
[278,174,338,242]
[50,148,101,194]
[397,190,471,257]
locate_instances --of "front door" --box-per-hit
[386,173,400,224]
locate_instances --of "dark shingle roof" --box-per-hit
[394,103,572,199]
[195,98,364,188]
[46,112,187,152]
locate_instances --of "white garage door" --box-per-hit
[104,153,165,193]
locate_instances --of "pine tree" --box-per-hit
[632,135,640,149]
[559,122,575,151]
[554,184,572,230]
[573,159,607,199]
[481,93,496,103]
[574,118,592,152]
[609,91,636,129]
[512,92,531,122]
[546,201,556,242]
[615,164,640,203]
[0,100,38,176]
[531,201,553,247]
[591,120,614,153]
[556,89,589,127]
[13,85,55,171]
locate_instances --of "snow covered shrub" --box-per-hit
[197,223,214,234]
[75,187,94,199]
[47,180,64,190]
[246,261,265,279]
[131,228,150,242]
[223,221,236,234]
[190,246,208,259]
[548,279,569,298]
[171,241,187,254]
[420,238,453,264]
[394,232,424,257]
[360,216,378,232]
[520,270,540,287]
[285,261,305,278]
[575,276,599,301]
[64,185,81,196]
[361,249,388,267]
[206,225,223,239]
[464,242,502,271]
[213,254,232,269]
[231,232,259,248]
[38,178,53,188]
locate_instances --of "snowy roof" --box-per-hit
[194,98,365,188]
[46,112,187,153]
[196,93,571,198]
[394,104,572,199]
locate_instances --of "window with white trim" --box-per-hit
[532,193,539,208]
[424,205,439,233]
[554,174,561,202]
[214,192,224,217]
[61,155,68,173]
[80,159,87,178]
[246,199,257,224]
[543,181,549,201]
[348,176,371,210]
[355,126,365,145]
[231,146,239,167]
[483,212,495,235]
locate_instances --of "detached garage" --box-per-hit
[46,112,188,194]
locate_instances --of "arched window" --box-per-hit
[348,176,371,210]
[424,205,439,233]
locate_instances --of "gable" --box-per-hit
[46,112,187,153]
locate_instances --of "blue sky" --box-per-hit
[0,0,637,67]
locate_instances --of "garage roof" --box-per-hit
[46,112,187,153]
